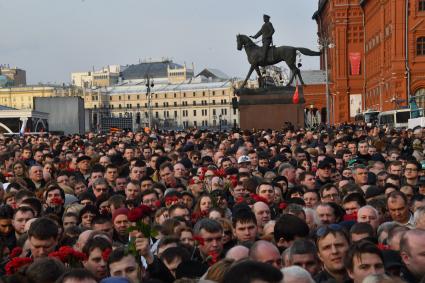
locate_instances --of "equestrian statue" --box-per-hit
[237,14,321,88]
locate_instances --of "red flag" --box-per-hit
[292,84,299,104]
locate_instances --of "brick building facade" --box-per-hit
[314,0,425,123]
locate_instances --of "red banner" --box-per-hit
[349,52,361,75]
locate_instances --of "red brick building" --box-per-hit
[313,0,425,123]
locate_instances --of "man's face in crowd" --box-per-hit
[343,201,360,215]
[142,193,159,211]
[387,196,410,224]
[143,148,152,160]
[141,179,154,192]
[170,207,190,222]
[57,174,70,186]
[301,174,316,190]
[78,160,90,171]
[259,158,269,168]
[105,167,118,183]
[115,177,128,192]
[405,164,418,180]
[353,168,369,186]
[30,166,43,182]
[83,248,108,280]
[114,214,130,236]
[63,215,78,230]
[257,184,275,203]
[358,143,369,155]
[253,202,271,228]
[321,187,340,204]
[99,156,111,167]
[13,210,34,235]
[46,189,63,205]
[34,151,43,163]
[22,149,32,160]
[234,220,257,243]
[29,236,57,259]
[318,166,331,180]
[160,167,175,186]
[348,253,384,283]
[317,232,349,274]
[316,205,336,225]
[93,222,114,240]
[388,164,402,176]
[125,183,139,200]
[173,163,187,178]
[303,192,319,208]
[0,218,13,236]
[198,228,223,257]
[109,255,142,283]
[130,166,146,181]
[291,253,321,276]
[93,184,108,199]
[124,148,135,161]
[74,182,87,196]
[249,153,258,167]
[401,232,425,280]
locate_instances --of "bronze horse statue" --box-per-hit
[236,34,321,88]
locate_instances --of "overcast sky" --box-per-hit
[0,0,320,84]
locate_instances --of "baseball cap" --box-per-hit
[317,160,332,169]
[238,155,251,164]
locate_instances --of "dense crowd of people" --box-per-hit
[0,124,424,283]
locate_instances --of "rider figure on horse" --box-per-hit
[251,14,275,64]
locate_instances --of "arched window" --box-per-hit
[417,37,425,55]
[414,88,425,109]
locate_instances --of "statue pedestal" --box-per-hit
[236,86,305,129]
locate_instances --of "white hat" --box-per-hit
[238,155,251,164]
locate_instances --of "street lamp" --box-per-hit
[318,36,335,126]
[145,76,154,129]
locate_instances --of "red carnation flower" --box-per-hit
[50,197,64,205]
[5,257,33,275]
[193,235,205,246]
[165,196,179,207]
[213,169,226,178]
[128,205,152,222]
[250,193,268,204]
[206,250,220,266]
[343,212,358,222]
[377,243,390,251]
[154,200,162,208]
[9,247,23,259]
[279,202,287,210]
[102,248,112,262]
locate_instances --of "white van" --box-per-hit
[377,109,411,128]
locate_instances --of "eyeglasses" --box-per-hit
[315,224,343,238]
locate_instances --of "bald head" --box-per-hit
[249,240,282,269]
[400,229,425,254]
[226,245,249,261]
[74,229,94,251]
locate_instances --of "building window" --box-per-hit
[193,110,197,116]
[417,37,425,55]
[174,93,176,98]
[174,111,178,117]
[174,102,177,107]
[193,101,196,106]
[420,0,425,11]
